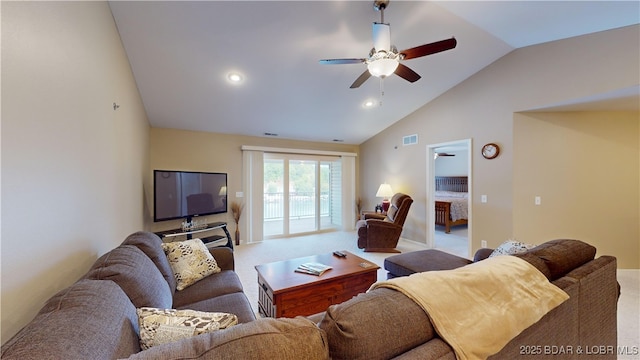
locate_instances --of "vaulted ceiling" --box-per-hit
[109,1,639,145]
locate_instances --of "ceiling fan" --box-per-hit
[319,0,457,89]
[434,152,455,159]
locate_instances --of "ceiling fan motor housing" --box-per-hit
[372,23,391,52]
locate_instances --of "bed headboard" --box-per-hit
[435,176,468,192]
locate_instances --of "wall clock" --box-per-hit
[482,143,500,159]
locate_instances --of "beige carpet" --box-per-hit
[232,230,639,359]
[434,225,469,258]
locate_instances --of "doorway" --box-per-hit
[426,139,472,258]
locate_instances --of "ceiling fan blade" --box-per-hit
[350,70,372,89]
[394,63,421,83]
[399,38,457,60]
[319,58,366,65]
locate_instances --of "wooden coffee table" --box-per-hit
[255,251,380,318]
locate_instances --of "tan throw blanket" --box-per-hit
[370,255,569,360]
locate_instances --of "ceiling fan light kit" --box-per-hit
[319,0,457,90]
[368,56,399,77]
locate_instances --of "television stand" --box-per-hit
[155,222,233,250]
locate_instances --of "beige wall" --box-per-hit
[513,111,639,268]
[1,2,150,343]
[148,128,360,234]
[360,25,639,268]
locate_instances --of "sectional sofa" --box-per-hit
[1,233,618,360]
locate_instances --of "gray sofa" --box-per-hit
[0,231,328,359]
[317,239,619,360]
[2,236,618,360]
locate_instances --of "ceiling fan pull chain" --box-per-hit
[379,78,385,106]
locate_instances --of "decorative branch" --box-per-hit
[230,201,244,225]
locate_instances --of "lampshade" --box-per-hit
[368,58,399,78]
[218,186,227,196]
[376,183,394,198]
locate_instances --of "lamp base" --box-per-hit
[381,199,390,213]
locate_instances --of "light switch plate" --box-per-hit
[236,192,244,198]
[481,195,487,203]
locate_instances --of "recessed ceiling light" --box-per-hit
[363,99,378,108]
[227,72,243,83]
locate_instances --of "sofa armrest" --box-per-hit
[473,248,494,262]
[209,247,234,271]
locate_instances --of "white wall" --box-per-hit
[1,2,150,343]
[435,150,468,176]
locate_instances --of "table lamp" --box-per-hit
[376,183,394,213]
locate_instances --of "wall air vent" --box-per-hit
[402,134,418,146]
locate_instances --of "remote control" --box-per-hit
[333,251,347,258]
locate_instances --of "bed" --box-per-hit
[434,176,468,233]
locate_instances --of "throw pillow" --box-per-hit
[161,239,221,291]
[137,307,238,350]
[489,239,536,258]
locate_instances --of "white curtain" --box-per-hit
[242,150,264,243]
[341,155,356,230]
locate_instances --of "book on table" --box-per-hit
[294,262,333,276]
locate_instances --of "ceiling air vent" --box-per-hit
[403,134,418,146]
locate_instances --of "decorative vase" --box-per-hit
[235,227,240,246]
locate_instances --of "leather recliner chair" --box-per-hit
[356,193,413,252]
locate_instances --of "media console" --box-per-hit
[155,222,233,250]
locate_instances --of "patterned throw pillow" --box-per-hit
[489,239,536,258]
[137,307,238,349]
[161,239,221,291]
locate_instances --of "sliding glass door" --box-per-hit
[264,154,341,238]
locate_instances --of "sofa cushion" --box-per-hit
[319,288,435,360]
[137,307,238,350]
[122,231,177,293]
[392,338,456,360]
[0,279,140,360]
[85,245,173,309]
[516,239,596,280]
[176,292,257,324]
[124,317,329,360]
[172,270,244,308]
[162,239,221,291]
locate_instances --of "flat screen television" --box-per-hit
[153,170,227,222]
